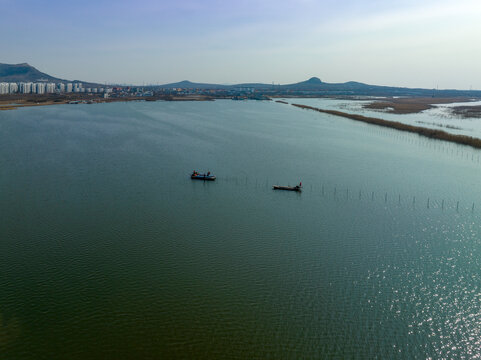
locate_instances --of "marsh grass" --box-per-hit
[293,104,481,149]
[364,97,477,114]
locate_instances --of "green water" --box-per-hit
[1,100,481,359]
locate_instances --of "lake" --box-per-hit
[1,100,481,359]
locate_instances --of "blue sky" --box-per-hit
[2,0,481,88]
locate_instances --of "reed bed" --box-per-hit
[292,104,481,149]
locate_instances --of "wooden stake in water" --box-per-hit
[427,198,430,209]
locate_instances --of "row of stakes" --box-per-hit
[194,175,478,213]
[324,186,472,212]
[289,103,481,163]
[368,127,481,163]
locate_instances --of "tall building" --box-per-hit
[46,83,56,93]
[36,83,45,94]
[20,82,32,94]
[9,83,18,94]
[58,83,65,92]
[66,83,73,92]
[0,83,8,94]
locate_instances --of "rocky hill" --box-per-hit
[0,63,67,82]
[0,63,100,86]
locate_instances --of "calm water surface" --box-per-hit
[1,100,481,359]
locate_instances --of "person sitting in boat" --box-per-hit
[207,171,210,176]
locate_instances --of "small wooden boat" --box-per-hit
[191,171,216,181]
[273,182,302,192]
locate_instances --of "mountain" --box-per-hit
[0,63,67,83]
[157,80,229,89]
[284,76,323,89]
[0,63,100,86]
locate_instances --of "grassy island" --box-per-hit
[363,97,479,114]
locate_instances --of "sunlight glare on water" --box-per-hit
[1,100,481,358]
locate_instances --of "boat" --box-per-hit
[273,182,302,192]
[191,171,216,181]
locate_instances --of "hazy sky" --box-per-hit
[2,0,481,88]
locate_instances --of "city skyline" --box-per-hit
[0,80,110,95]
[2,0,481,89]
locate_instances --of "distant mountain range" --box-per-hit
[1,63,480,97]
[156,76,481,97]
[157,77,337,90]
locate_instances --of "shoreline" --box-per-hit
[292,103,481,150]
[3,94,481,118]
[0,94,216,111]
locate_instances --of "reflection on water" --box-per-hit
[1,100,481,358]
